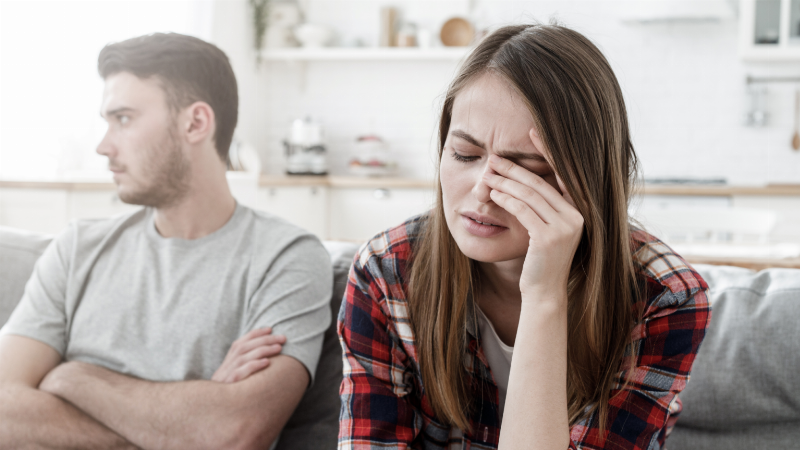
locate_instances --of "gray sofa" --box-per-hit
[2,226,800,449]
[0,226,359,450]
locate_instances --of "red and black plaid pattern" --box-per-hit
[338,215,711,450]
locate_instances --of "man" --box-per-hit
[0,33,332,449]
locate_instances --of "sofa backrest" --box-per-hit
[668,264,800,450]
[0,226,53,326]
[0,225,357,450]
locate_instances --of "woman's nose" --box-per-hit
[472,162,496,204]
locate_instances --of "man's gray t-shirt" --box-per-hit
[0,203,332,382]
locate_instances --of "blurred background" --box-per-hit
[1,0,799,268]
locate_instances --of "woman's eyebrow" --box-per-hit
[450,129,485,149]
[450,129,548,163]
[495,150,548,163]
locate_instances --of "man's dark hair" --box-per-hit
[98,33,238,160]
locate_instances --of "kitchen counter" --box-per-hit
[1,178,798,194]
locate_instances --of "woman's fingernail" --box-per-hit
[489,154,499,163]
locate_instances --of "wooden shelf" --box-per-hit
[260,47,471,62]
[258,175,434,189]
[639,184,800,196]
[3,178,799,195]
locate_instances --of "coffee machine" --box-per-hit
[284,117,328,175]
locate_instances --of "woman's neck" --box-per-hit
[477,258,525,346]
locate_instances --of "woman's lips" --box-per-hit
[460,214,508,238]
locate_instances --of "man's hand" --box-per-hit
[212,327,285,383]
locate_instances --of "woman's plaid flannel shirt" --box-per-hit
[338,215,711,450]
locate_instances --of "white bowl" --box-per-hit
[294,24,333,48]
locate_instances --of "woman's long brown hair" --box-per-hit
[407,23,642,432]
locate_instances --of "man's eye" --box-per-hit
[118,115,130,125]
[451,150,479,163]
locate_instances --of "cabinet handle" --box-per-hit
[373,189,390,199]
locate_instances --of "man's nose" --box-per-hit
[472,162,496,204]
[96,131,113,157]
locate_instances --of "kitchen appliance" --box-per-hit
[284,117,328,175]
[348,134,397,177]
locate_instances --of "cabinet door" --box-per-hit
[328,188,434,242]
[68,190,140,221]
[257,186,329,238]
[732,195,800,243]
[0,188,69,234]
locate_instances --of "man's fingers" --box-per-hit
[230,358,271,383]
[244,344,283,362]
[235,334,286,355]
[240,327,273,341]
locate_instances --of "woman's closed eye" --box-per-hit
[450,149,480,163]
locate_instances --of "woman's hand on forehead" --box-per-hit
[481,128,584,298]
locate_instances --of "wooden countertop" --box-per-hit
[1,178,798,195]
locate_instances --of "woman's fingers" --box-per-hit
[488,154,571,214]
[489,189,547,233]
[483,172,557,224]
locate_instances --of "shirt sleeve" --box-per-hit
[245,234,333,384]
[337,251,421,449]
[569,274,712,450]
[0,224,74,355]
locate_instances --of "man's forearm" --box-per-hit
[41,359,306,450]
[0,382,137,450]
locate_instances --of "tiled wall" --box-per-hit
[213,0,800,185]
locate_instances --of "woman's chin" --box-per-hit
[452,232,527,263]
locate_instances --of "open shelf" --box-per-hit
[260,47,472,62]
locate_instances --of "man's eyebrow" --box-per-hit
[450,129,548,163]
[100,107,135,118]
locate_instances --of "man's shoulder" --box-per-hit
[59,207,148,248]
[631,228,709,310]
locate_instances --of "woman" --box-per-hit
[338,24,710,450]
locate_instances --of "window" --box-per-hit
[0,0,212,180]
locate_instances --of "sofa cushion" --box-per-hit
[0,226,52,326]
[275,241,358,449]
[668,264,800,449]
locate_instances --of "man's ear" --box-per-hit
[182,101,216,146]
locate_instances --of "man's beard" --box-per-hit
[117,126,191,208]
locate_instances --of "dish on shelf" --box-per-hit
[440,17,474,47]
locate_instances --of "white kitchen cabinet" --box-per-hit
[732,195,800,243]
[68,191,140,222]
[740,0,800,61]
[0,188,68,235]
[328,187,434,242]
[256,186,329,238]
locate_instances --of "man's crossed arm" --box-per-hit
[0,328,300,450]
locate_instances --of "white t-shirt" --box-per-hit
[477,306,514,419]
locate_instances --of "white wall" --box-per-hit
[211,0,800,185]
